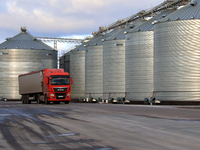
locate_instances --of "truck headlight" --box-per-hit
[50,94,55,97]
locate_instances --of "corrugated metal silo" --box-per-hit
[0,27,57,100]
[85,44,103,99]
[154,0,200,101]
[59,52,70,73]
[103,21,144,100]
[59,55,65,69]
[125,9,175,101]
[85,29,122,100]
[70,36,103,100]
[70,46,85,100]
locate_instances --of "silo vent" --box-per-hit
[113,37,116,40]
[152,20,158,25]
[137,29,141,32]
[101,39,105,42]
[6,38,11,41]
[191,16,195,19]
[190,1,197,6]
[21,27,27,32]
[129,25,135,28]
[176,17,180,20]
[167,18,171,21]
[124,31,128,34]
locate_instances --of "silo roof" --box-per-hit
[158,0,200,22]
[89,27,125,46]
[0,27,54,50]
[71,34,104,51]
[128,9,176,33]
[106,19,146,41]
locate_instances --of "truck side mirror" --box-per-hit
[46,77,49,85]
[71,78,73,84]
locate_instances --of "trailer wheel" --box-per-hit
[27,95,31,104]
[37,94,40,104]
[24,95,27,104]
[45,95,49,105]
[21,95,25,104]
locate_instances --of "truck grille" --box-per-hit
[55,93,67,99]
[53,87,68,92]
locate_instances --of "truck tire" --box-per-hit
[65,101,69,104]
[27,95,31,104]
[37,94,40,104]
[21,95,25,104]
[45,95,49,105]
[24,95,27,104]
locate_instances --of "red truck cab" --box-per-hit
[43,69,73,104]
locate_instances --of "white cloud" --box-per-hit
[0,0,163,44]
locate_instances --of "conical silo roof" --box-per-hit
[106,20,145,41]
[0,27,53,50]
[158,0,200,22]
[128,9,176,33]
[89,27,125,46]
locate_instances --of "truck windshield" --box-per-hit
[50,75,70,85]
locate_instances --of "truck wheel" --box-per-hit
[37,94,40,104]
[45,95,49,105]
[21,95,24,104]
[65,101,69,104]
[27,95,31,104]
[24,95,27,104]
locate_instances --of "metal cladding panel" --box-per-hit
[0,49,57,99]
[85,45,103,98]
[154,19,200,101]
[103,40,126,99]
[70,50,85,99]
[125,31,154,101]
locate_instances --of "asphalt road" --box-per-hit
[0,101,200,150]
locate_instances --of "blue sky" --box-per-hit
[0,0,163,52]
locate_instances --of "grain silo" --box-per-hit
[125,9,175,101]
[70,36,102,100]
[59,55,65,69]
[70,46,85,100]
[59,52,70,74]
[85,28,123,100]
[103,20,145,100]
[154,0,200,101]
[0,27,57,100]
